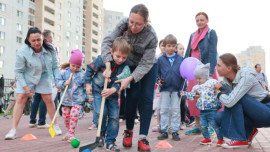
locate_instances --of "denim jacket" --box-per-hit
[157,53,185,92]
[185,79,222,110]
[15,45,60,88]
[101,18,158,82]
[184,29,218,75]
[85,55,130,99]
[56,68,86,106]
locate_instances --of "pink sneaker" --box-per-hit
[62,133,72,141]
[67,134,75,143]
[88,124,97,130]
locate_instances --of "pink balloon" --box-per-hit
[180,57,199,80]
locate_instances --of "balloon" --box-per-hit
[180,57,199,80]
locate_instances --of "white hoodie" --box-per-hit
[219,67,268,108]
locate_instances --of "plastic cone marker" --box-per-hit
[155,141,173,149]
[21,134,37,141]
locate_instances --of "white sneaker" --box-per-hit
[53,124,62,135]
[119,119,123,123]
[37,124,50,129]
[180,122,187,130]
[5,129,17,140]
[88,124,97,130]
[134,119,139,124]
[29,123,37,128]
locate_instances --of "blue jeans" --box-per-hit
[30,93,47,125]
[125,63,157,136]
[215,94,270,141]
[200,110,222,139]
[93,94,119,144]
[159,91,180,133]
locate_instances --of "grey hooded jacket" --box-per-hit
[101,18,158,82]
[219,67,268,108]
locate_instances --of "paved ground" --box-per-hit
[0,113,270,152]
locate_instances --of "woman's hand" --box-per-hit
[115,76,133,91]
[101,88,117,98]
[64,80,71,86]
[23,86,34,97]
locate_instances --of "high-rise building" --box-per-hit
[103,9,124,37]
[0,0,103,78]
[236,46,266,72]
[0,0,31,78]
[83,0,104,65]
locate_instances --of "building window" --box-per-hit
[68,1,71,7]
[16,23,22,31]
[30,0,35,2]
[76,16,80,22]
[68,11,71,18]
[57,24,61,31]
[57,13,61,20]
[48,0,55,3]
[93,21,98,27]
[0,46,4,56]
[67,21,71,27]
[76,35,79,40]
[17,0,23,5]
[56,35,61,41]
[93,12,98,19]
[92,39,98,45]
[66,42,70,47]
[92,30,98,36]
[17,10,23,18]
[77,7,80,13]
[116,16,121,20]
[16,36,22,43]
[29,8,35,15]
[0,31,5,39]
[92,48,98,53]
[57,2,61,9]
[66,31,70,38]
[93,4,98,10]
[0,3,6,11]
[108,15,112,20]
[0,61,3,68]
[0,17,5,25]
[45,6,55,15]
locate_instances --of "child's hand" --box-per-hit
[64,80,71,86]
[103,69,111,79]
[195,91,200,100]
[158,78,164,86]
[101,88,117,98]
[215,83,223,90]
[86,84,92,95]
[88,97,94,102]
[154,83,159,90]
[180,90,185,96]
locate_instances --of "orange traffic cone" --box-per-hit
[155,140,173,149]
[20,134,37,141]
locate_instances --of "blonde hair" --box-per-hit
[112,36,131,54]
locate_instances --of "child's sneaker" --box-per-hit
[172,132,181,141]
[200,138,212,145]
[106,143,120,152]
[248,128,258,145]
[185,126,201,135]
[62,133,72,141]
[138,138,151,152]
[88,123,97,130]
[216,139,224,146]
[180,122,186,130]
[29,123,37,128]
[151,125,160,132]
[53,124,62,135]
[67,134,75,143]
[221,140,248,149]
[98,136,105,147]
[157,132,168,140]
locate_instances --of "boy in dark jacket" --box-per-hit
[157,34,185,141]
[85,36,131,152]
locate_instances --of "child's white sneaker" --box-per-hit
[5,129,17,140]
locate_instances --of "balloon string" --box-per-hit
[179,79,187,101]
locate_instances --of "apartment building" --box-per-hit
[0,0,31,78]
[103,9,124,37]
[236,46,266,72]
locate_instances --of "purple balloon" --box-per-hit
[180,57,199,80]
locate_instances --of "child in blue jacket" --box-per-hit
[56,49,86,142]
[85,36,131,152]
[157,34,185,141]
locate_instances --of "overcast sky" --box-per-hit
[104,0,270,74]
